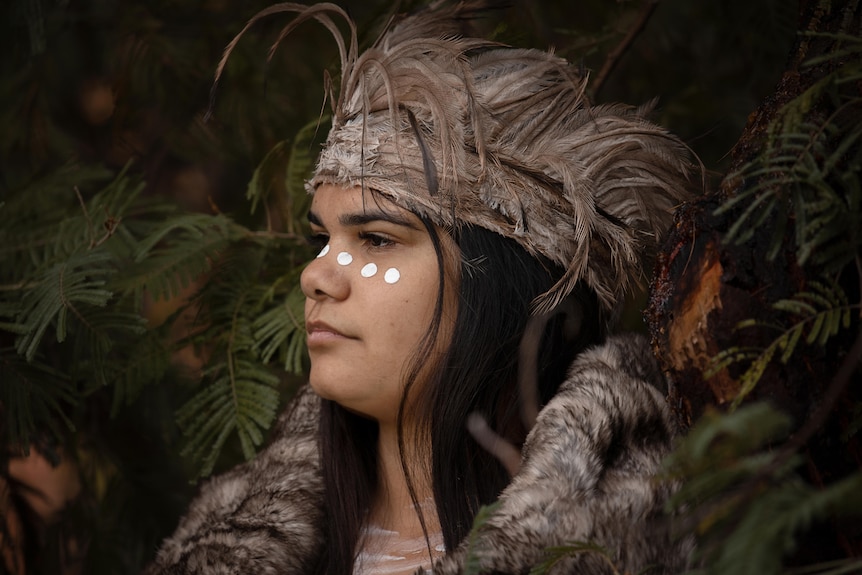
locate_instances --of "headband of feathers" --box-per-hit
[216,1,698,313]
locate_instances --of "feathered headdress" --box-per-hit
[217,1,698,313]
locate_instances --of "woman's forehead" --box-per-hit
[311,184,420,224]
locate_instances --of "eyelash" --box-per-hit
[306,231,395,250]
[359,231,395,249]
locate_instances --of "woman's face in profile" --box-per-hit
[301,184,454,424]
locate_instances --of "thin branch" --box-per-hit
[774,327,862,466]
[74,186,96,248]
[0,282,38,292]
[517,312,548,431]
[856,256,862,319]
[466,413,521,477]
[226,291,248,418]
[591,0,659,99]
[92,209,121,249]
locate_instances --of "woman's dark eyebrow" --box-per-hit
[306,208,419,230]
[339,209,419,229]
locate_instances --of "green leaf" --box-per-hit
[120,213,237,302]
[176,357,281,478]
[15,249,116,361]
[252,284,306,371]
[247,140,290,216]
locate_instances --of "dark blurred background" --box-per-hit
[0,1,799,573]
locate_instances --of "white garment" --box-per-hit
[354,524,445,575]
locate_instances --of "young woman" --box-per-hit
[145,3,697,574]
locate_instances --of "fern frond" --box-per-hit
[109,332,171,417]
[0,348,78,445]
[665,403,792,473]
[716,40,862,273]
[1,163,145,275]
[252,284,306,373]
[68,305,148,392]
[283,115,328,233]
[176,357,280,478]
[117,213,237,302]
[708,472,862,575]
[247,140,290,216]
[711,281,857,408]
[706,346,762,378]
[665,402,862,575]
[13,248,116,361]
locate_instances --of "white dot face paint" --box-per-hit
[360,263,378,278]
[316,244,330,259]
[336,251,353,266]
[384,268,401,284]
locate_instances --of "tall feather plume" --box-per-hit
[217,1,699,315]
[210,3,357,118]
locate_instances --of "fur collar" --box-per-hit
[144,333,688,574]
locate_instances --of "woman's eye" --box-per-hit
[360,232,394,249]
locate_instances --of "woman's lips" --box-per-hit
[305,320,354,346]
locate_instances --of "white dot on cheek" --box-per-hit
[337,251,353,266]
[360,263,378,278]
[316,244,330,258]
[384,268,401,284]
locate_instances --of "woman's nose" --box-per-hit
[300,245,350,301]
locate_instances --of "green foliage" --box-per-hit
[717,34,862,272]
[529,542,620,575]
[0,349,77,446]
[247,114,327,229]
[707,281,857,408]
[121,212,239,302]
[460,504,647,575]
[0,0,834,573]
[176,357,280,477]
[461,501,501,575]
[665,404,862,575]
[253,283,307,374]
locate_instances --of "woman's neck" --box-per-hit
[371,421,438,537]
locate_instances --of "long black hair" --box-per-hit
[313,218,606,575]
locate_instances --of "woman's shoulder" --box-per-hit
[523,331,677,484]
[564,332,668,395]
[432,332,688,575]
[142,385,324,575]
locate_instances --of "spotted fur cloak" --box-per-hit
[143,333,690,575]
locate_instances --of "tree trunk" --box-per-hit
[646,0,862,560]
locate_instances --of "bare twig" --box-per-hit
[92,208,121,249]
[591,0,659,99]
[466,413,521,477]
[74,186,120,249]
[856,256,862,319]
[74,186,96,248]
[774,328,862,467]
[517,313,550,431]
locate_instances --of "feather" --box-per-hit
[212,1,703,316]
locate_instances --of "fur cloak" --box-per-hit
[143,333,689,574]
